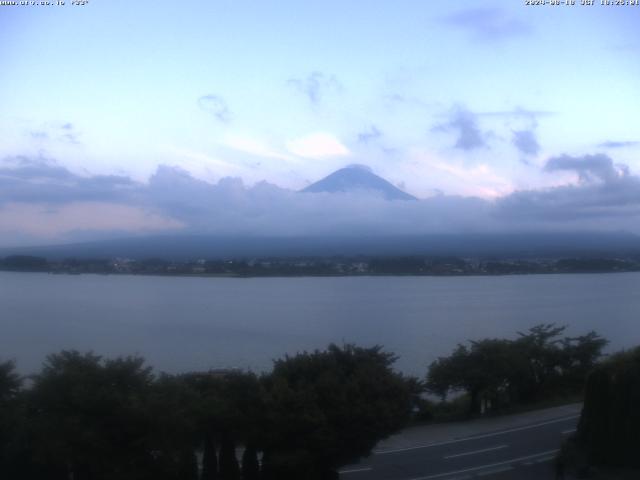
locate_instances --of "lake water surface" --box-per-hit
[2,271,639,376]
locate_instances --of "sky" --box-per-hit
[1,0,639,245]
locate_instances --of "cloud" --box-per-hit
[223,135,291,160]
[29,131,49,140]
[598,140,640,149]
[445,7,532,41]
[496,154,640,223]
[140,155,640,234]
[433,107,488,151]
[285,132,350,158]
[59,122,81,144]
[414,153,513,198]
[142,166,496,236]
[496,178,640,223]
[146,165,250,227]
[0,157,139,205]
[0,202,183,240]
[512,129,540,156]
[382,93,432,111]
[0,158,496,241]
[3,153,640,245]
[288,71,342,105]
[475,107,544,158]
[26,122,81,145]
[166,147,255,180]
[197,94,231,123]
[0,159,180,242]
[357,125,383,144]
[544,154,627,184]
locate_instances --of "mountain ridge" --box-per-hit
[301,164,416,200]
[2,232,639,261]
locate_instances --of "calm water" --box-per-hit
[1,271,639,376]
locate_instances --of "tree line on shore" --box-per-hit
[2,254,640,277]
[0,324,626,479]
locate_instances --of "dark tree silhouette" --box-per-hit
[201,432,219,480]
[577,346,640,468]
[427,339,517,414]
[0,360,25,477]
[427,325,608,415]
[261,344,416,479]
[241,443,260,480]
[28,351,156,480]
[0,360,21,402]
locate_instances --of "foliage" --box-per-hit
[0,344,417,479]
[27,351,155,480]
[1,332,608,479]
[0,360,24,477]
[0,255,48,271]
[0,360,21,402]
[427,339,517,414]
[426,324,607,415]
[261,344,418,479]
[577,346,640,468]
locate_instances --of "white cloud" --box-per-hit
[164,147,251,181]
[408,150,515,198]
[286,132,351,159]
[223,134,292,160]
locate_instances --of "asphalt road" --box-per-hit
[339,412,579,480]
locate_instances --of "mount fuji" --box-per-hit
[301,164,416,201]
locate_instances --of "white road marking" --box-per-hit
[444,445,508,459]
[477,466,513,476]
[561,429,576,435]
[375,415,579,455]
[534,456,556,463]
[406,449,559,480]
[339,467,373,474]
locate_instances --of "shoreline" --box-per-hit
[1,269,639,279]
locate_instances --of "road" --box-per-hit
[339,404,581,480]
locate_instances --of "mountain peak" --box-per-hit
[301,165,416,201]
[344,163,373,173]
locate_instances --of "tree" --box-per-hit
[559,331,608,390]
[241,444,260,480]
[182,370,265,480]
[1,255,48,271]
[28,351,156,480]
[426,325,607,415]
[577,346,640,468]
[0,360,25,477]
[145,373,201,480]
[514,324,567,401]
[261,344,416,479]
[200,433,217,480]
[426,344,468,401]
[426,339,520,414]
[0,360,21,402]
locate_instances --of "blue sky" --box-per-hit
[1,1,639,244]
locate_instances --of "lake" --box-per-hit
[1,271,639,376]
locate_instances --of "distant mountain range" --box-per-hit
[301,164,416,200]
[2,232,640,261]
